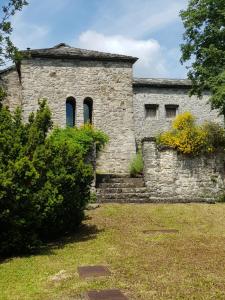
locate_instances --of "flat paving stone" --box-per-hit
[143,229,179,234]
[78,266,111,279]
[85,289,128,300]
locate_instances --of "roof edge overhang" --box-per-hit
[21,53,138,64]
[133,78,192,89]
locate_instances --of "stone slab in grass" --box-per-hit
[143,229,179,234]
[85,289,128,300]
[78,265,111,279]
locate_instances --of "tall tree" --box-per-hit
[180,0,225,115]
[0,0,28,67]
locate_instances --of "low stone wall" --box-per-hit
[142,139,225,202]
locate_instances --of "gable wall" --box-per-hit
[20,58,136,174]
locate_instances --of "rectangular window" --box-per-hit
[145,104,159,119]
[165,105,178,118]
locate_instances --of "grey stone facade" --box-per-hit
[19,58,136,174]
[143,140,225,202]
[0,67,22,111]
[133,78,224,142]
[0,43,224,191]
[1,44,137,174]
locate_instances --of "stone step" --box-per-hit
[96,174,129,184]
[98,181,145,188]
[96,175,147,203]
[97,192,151,200]
[98,197,213,204]
[97,187,147,194]
[98,197,153,203]
[107,177,144,184]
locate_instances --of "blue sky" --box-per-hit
[2,0,189,78]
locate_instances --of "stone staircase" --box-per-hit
[96,174,151,203]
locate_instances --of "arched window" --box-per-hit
[66,97,76,127]
[83,97,93,124]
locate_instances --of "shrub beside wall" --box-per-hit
[149,112,225,202]
[156,112,225,155]
[0,100,108,256]
[129,150,144,177]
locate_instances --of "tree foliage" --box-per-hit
[0,0,28,66]
[180,0,225,114]
[0,100,108,256]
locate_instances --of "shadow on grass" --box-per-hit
[0,223,103,263]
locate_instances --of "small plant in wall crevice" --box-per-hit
[129,149,144,177]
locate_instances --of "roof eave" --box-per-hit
[133,78,192,89]
[20,51,138,64]
[133,82,192,89]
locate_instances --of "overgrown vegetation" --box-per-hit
[129,150,144,177]
[0,99,108,256]
[156,112,225,155]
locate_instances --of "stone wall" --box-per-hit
[134,86,224,142]
[19,58,136,174]
[0,68,22,111]
[142,140,225,202]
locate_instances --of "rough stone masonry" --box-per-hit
[1,43,224,201]
[143,139,225,202]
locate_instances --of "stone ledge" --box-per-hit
[133,77,192,89]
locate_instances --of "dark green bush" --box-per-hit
[0,100,108,256]
[201,121,225,152]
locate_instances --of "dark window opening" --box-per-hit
[84,97,93,124]
[165,105,178,118]
[66,97,76,127]
[145,104,159,119]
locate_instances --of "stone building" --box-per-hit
[1,43,224,201]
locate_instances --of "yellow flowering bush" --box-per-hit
[156,112,225,155]
[172,111,195,130]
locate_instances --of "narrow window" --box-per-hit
[165,105,178,118]
[145,104,159,119]
[66,97,76,127]
[83,97,93,124]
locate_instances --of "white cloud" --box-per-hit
[11,13,49,50]
[92,0,187,39]
[77,30,168,77]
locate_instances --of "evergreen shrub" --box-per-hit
[0,99,108,256]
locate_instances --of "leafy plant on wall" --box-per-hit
[156,112,225,155]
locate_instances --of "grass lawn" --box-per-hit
[1,204,225,299]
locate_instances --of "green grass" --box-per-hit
[1,204,225,299]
